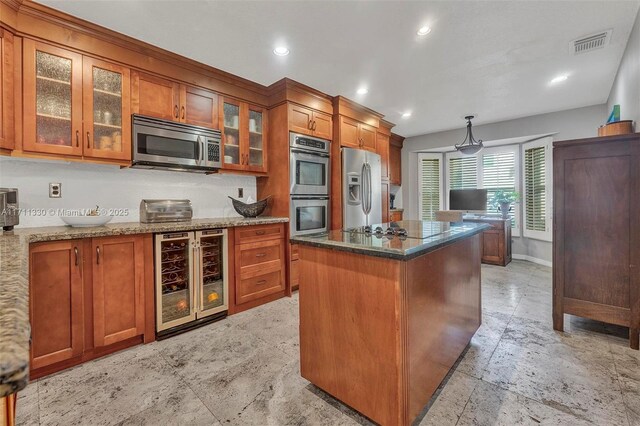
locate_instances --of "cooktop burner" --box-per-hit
[343,221,472,240]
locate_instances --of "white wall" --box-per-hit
[0,157,257,228]
[402,103,607,264]
[608,7,640,128]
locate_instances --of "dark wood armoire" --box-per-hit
[553,133,640,349]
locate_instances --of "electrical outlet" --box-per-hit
[238,188,244,198]
[49,183,62,198]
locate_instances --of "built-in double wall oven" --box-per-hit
[289,132,330,236]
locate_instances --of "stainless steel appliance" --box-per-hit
[289,132,330,236]
[290,196,330,236]
[0,188,19,231]
[132,115,221,173]
[140,199,193,223]
[342,147,382,229]
[155,229,228,337]
[289,133,330,196]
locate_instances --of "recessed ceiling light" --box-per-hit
[402,112,412,118]
[356,87,368,95]
[417,26,431,36]
[550,74,569,84]
[273,46,290,56]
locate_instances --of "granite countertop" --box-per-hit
[0,216,288,397]
[390,208,404,211]
[291,220,490,261]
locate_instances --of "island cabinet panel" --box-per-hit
[299,247,403,426]
[29,240,84,370]
[92,235,145,348]
[553,133,640,349]
[131,71,180,121]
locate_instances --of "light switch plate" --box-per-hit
[49,182,62,198]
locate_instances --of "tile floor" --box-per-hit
[16,260,640,425]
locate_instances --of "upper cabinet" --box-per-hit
[288,104,332,140]
[0,29,14,150]
[338,116,377,152]
[389,134,404,186]
[131,71,218,129]
[23,40,84,157]
[377,131,390,180]
[220,97,267,173]
[23,40,131,161]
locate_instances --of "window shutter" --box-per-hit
[482,151,516,226]
[420,157,441,220]
[448,157,477,190]
[524,146,546,232]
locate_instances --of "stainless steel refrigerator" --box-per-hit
[342,147,382,229]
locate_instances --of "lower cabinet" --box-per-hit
[290,244,300,290]
[233,224,286,311]
[29,235,153,378]
[480,221,512,266]
[29,240,84,370]
[389,210,403,222]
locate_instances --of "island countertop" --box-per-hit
[291,220,491,260]
[0,216,288,398]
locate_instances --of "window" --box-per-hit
[445,145,520,234]
[418,153,443,220]
[522,138,552,241]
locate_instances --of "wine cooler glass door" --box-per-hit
[196,229,228,317]
[155,233,196,332]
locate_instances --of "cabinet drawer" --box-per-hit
[235,224,284,244]
[291,243,299,261]
[237,270,284,304]
[239,239,282,267]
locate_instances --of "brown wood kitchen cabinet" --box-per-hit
[233,224,286,311]
[29,235,154,378]
[288,103,332,140]
[23,39,132,161]
[220,97,267,173]
[553,133,640,349]
[390,210,403,222]
[389,133,404,185]
[131,71,219,129]
[29,240,84,371]
[339,116,376,151]
[92,235,145,347]
[0,28,14,150]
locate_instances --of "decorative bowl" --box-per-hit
[61,215,113,227]
[228,196,270,218]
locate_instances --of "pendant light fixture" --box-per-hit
[455,115,484,155]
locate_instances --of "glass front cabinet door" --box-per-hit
[23,40,131,161]
[220,97,267,173]
[83,57,131,161]
[23,40,83,156]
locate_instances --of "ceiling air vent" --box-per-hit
[572,30,612,55]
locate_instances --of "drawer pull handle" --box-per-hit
[255,230,266,235]
[96,246,100,265]
[74,247,79,266]
[256,279,267,285]
[255,253,266,258]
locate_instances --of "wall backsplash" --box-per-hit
[0,157,258,228]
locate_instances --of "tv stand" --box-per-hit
[463,217,512,266]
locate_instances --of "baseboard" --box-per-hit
[512,254,552,267]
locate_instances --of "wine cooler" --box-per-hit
[155,229,228,337]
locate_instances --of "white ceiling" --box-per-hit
[37,0,640,137]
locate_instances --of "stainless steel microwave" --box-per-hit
[132,115,221,173]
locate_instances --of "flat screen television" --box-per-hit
[449,189,488,212]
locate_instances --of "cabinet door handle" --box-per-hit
[96,246,100,265]
[256,279,267,285]
[308,120,313,130]
[312,121,317,131]
[181,106,185,120]
[255,230,266,235]
[75,130,79,147]
[74,247,79,266]
[174,105,179,119]
[255,253,266,258]
[86,132,91,149]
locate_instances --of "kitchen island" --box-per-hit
[291,220,490,425]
